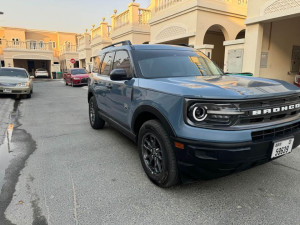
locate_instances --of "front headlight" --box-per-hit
[185,99,245,128]
[16,82,28,87]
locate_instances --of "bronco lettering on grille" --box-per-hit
[251,103,300,116]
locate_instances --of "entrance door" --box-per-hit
[227,49,244,73]
[27,60,35,75]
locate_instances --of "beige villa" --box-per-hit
[78,0,299,84]
[0,26,78,77]
[224,0,300,83]
[81,0,247,70]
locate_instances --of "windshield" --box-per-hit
[36,68,47,71]
[0,68,28,78]
[135,50,223,78]
[71,69,88,75]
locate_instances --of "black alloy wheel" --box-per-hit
[138,120,179,188]
[142,133,164,175]
[89,96,105,129]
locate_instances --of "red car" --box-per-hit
[64,68,89,87]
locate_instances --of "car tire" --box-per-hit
[138,120,179,188]
[27,93,31,98]
[89,96,105,129]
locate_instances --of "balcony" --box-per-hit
[2,40,53,51]
[60,44,77,55]
[110,2,151,44]
[152,0,248,17]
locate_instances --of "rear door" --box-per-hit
[105,50,135,128]
[93,51,115,114]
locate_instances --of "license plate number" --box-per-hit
[271,138,294,159]
[3,89,12,93]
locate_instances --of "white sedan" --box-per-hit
[35,68,49,78]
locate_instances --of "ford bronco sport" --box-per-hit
[88,41,300,187]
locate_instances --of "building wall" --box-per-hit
[3,28,26,42]
[259,17,300,83]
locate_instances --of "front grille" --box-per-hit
[251,122,300,142]
[237,94,300,126]
[81,78,88,83]
[0,83,16,87]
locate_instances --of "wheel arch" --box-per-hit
[88,91,94,103]
[132,105,176,139]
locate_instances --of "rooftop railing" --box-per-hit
[60,44,77,54]
[154,0,248,12]
[139,8,151,24]
[115,9,130,30]
[111,2,151,31]
[3,40,53,51]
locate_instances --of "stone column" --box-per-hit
[128,2,140,25]
[242,23,264,76]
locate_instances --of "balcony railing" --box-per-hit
[139,8,151,24]
[155,0,184,12]
[3,40,53,51]
[154,0,248,12]
[91,26,102,39]
[60,44,77,54]
[115,9,130,30]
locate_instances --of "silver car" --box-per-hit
[0,67,34,98]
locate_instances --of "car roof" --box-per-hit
[0,67,26,71]
[100,44,194,54]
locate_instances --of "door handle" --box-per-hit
[106,83,112,89]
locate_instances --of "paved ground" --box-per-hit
[0,80,300,225]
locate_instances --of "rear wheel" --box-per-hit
[89,96,105,129]
[138,120,179,188]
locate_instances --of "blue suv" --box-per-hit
[88,41,300,187]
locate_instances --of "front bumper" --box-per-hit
[172,126,300,182]
[0,86,31,95]
[72,78,88,85]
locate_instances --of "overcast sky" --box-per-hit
[0,0,151,33]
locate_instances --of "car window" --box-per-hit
[112,51,131,76]
[71,69,88,75]
[0,68,28,78]
[135,50,223,78]
[36,68,47,71]
[100,52,114,75]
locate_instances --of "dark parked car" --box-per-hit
[88,41,300,187]
[64,68,89,86]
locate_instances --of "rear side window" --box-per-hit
[100,52,114,75]
[112,51,131,76]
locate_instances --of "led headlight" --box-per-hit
[16,83,28,87]
[188,104,208,122]
[185,99,245,128]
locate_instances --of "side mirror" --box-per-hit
[110,69,131,81]
[30,76,35,79]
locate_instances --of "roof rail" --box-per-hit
[102,40,132,50]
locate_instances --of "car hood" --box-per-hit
[138,75,300,99]
[0,76,28,84]
[72,74,89,78]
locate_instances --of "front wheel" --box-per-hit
[89,96,105,129]
[138,120,179,188]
